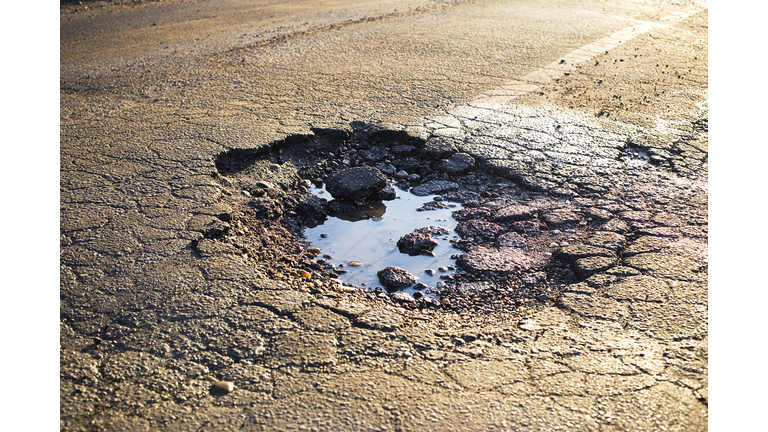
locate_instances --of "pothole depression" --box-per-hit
[207,122,615,322]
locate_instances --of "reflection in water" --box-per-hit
[333,201,387,222]
[305,186,462,295]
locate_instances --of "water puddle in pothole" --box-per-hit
[304,186,464,297]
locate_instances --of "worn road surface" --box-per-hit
[60,0,708,430]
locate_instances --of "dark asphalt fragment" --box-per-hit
[410,180,460,196]
[439,152,475,175]
[397,232,439,256]
[377,266,417,290]
[326,166,388,201]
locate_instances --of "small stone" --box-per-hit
[377,266,417,289]
[393,170,409,180]
[348,261,363,267]
[320,233,328,238]
[377,163,397,175]
[210,381,234,394]
[397,232,438,256]
[560,242,570,247]
[425,269,435,276]
[299,270,312,279]
[308,247,322,254]
[438,266,448,272]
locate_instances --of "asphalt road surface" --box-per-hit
[60,0,708,430]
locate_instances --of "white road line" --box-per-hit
[461,5,707,111]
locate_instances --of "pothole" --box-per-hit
[211,122,608,321]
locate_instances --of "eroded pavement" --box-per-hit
[61,1,708,430]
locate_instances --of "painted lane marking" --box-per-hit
[459,5,707,111]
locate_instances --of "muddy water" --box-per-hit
[304,186,464,296]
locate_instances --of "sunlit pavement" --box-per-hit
[60,1,707,430]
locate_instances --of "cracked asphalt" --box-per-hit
[54,0,713,430]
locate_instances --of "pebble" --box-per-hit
[308,247,322,254]
[393,170,409,180]
[210,381,234,394]
[299,270,312,279]
[348,261,363,267]
[425,269,435,276]
[559,241,569,247]
[320,233,328,238]
[377,266,417,289]
[438,266,448,272]
[549,242,559,248]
